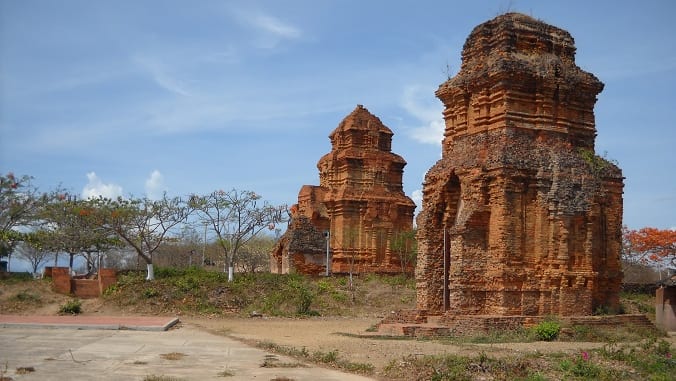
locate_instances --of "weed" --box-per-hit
[58,298,82,315]
[533,320,560,341]
[560,352,601,378]
[312,349,338,363]
[160,352,186,360]
[217,369,234,377]
[260,355,306,368]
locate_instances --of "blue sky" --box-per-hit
[1,0,675,230]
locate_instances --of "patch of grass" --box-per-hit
[260,355,306,368]
[160,352,186,360]
[58,298,82,315]
[255,341,374,375]
[100,267,416,318]
[382,338,674,381]
[567,324,661,343]
[312,349,338,363]
[621,291,655,315]
[598,337,675,379]
[559,355,601,379]
[11,290,41,303]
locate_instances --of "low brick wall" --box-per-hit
[51,267,72,295]
[49,267,117,298]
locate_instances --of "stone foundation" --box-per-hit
[378,310,656,337]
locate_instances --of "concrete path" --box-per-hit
[0,314,179,331]
[0,319,375,381]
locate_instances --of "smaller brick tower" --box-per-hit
[271,105,416,274]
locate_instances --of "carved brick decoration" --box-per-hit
[271,105,416,274]
[415,13,624,316]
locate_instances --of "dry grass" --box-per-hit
[159,352,186,361]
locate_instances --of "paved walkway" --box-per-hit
[0,316,375,381]
[0,314,179,331]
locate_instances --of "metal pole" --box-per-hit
[202,222,207,267]
[443,224,447,311]
[325,230,330,276]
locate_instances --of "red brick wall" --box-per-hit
[50,267,117,298]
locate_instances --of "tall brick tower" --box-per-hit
[272,105,416,274]
[415,13,624,316]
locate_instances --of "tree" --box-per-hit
[39,193,119,273]
[624,226,676,272]
[154,226,202,268]
[0,172,42,271]
[90,194,193,280]
[14,235,51,274]
[238,235,275,273]
[192,189,286,281]
[390,229,417,276]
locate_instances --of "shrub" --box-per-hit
[534,320,560,341]
[11,290,41,303]
[59,298,82,315]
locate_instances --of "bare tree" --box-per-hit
[390,229,417,276]
[90,194,193,280]
[15,240,51,274]
[238,235,275,273]
[0,173,43,271]
[192,189,286,281]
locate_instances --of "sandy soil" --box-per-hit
[184,316,622,372]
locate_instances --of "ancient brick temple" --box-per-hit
[271,105,416,275]
[415,13,624,316]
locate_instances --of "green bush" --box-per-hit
[534,320,561,341]
[12,290,41,303]
[59,298,82,315]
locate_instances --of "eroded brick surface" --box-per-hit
[271,105,416,274]
[415,13,624,316]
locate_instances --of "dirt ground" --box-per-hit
[185,316,622,372]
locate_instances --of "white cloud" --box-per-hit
[145,170,166,200]
[401,85,445,145]
[82,172,123,199]
[133,55,192,97]
[230,8,302,49]
[251,14,302,39]
[411,189,423,212]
